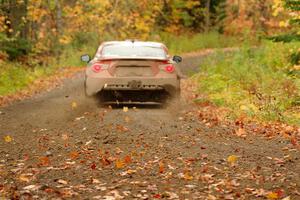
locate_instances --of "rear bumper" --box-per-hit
[85,76,180,96]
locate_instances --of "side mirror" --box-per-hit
[173,55,182,63]
[81,54,90,63]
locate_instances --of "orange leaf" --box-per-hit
[19,174,31,182]
[116,159,125,169]
[291,137,298,146]
[184,172,193,180]
[70,151,79,160]
[39,156,50,166]
[116,125,129,132]
[124,155,132,164]
[159,161,164,173]
[266,192,279,199]
[101,156,111,166]
[274,189,284,198]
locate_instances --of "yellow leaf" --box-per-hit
[19,174,31,182]
[227,155,238,165]
[4,135,12,143]
[184,172,193,180]
[266,192,279,199]
[71,102,77,109]
[123,106,128,112]
[116,159,125,169]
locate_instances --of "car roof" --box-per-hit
[102,41,166,48]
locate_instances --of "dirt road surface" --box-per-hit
[0,53,299,200]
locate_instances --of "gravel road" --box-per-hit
[0,52,299,199]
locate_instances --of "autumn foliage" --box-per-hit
[0,0,298,63]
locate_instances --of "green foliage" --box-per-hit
[194,41,300,125]
[285,0,300,11]
[0,37,32,60]
[267,33,300,43]
[283,0,300,34]
[0,63,34,95]
[159,32,239,54]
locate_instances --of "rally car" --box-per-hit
[81,40,183,104]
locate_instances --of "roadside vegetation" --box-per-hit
[194,41,300,125]
[160,32,240,54]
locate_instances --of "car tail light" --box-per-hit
[165,65,175,73]
[92,64,102,72]
[91,62,110,73]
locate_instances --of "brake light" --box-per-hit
[92,64,102,72]
[91,61,110,73]
[165,65,175,73]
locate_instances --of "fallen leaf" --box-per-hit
[116,159,125,169]
[91,163,97,170]
[70,151,79,160]
[57,179,68,185]
[266,192,279,199]
[165,192,179,199]
[116,125,129,132]
[101,156,112,166]
[227,155,238,165]
[92,178,101,184]
[115,147,123,155]
[4,135,12,143]
[120,169,137,176]
[153,194,161,198]
[123,106,128,112]
[124,155,132,164]
[23,185,40,191]
[184,172,193,180]
[71,102,77,109]
[207,194,217,200]
[39,156,50,167]
[291,137,298,146]
[62,134,68,140]
[236,128,246,137]
[274,189,284,198]
[159,161,164,173]
[19,174,32,182]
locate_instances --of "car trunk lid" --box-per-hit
[108,59,168,77]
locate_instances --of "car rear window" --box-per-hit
[102,45,166,58]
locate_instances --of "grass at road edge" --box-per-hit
[193,41,300,125]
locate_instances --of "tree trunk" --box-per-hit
[205,0,211,32]
[55,0,62,36]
